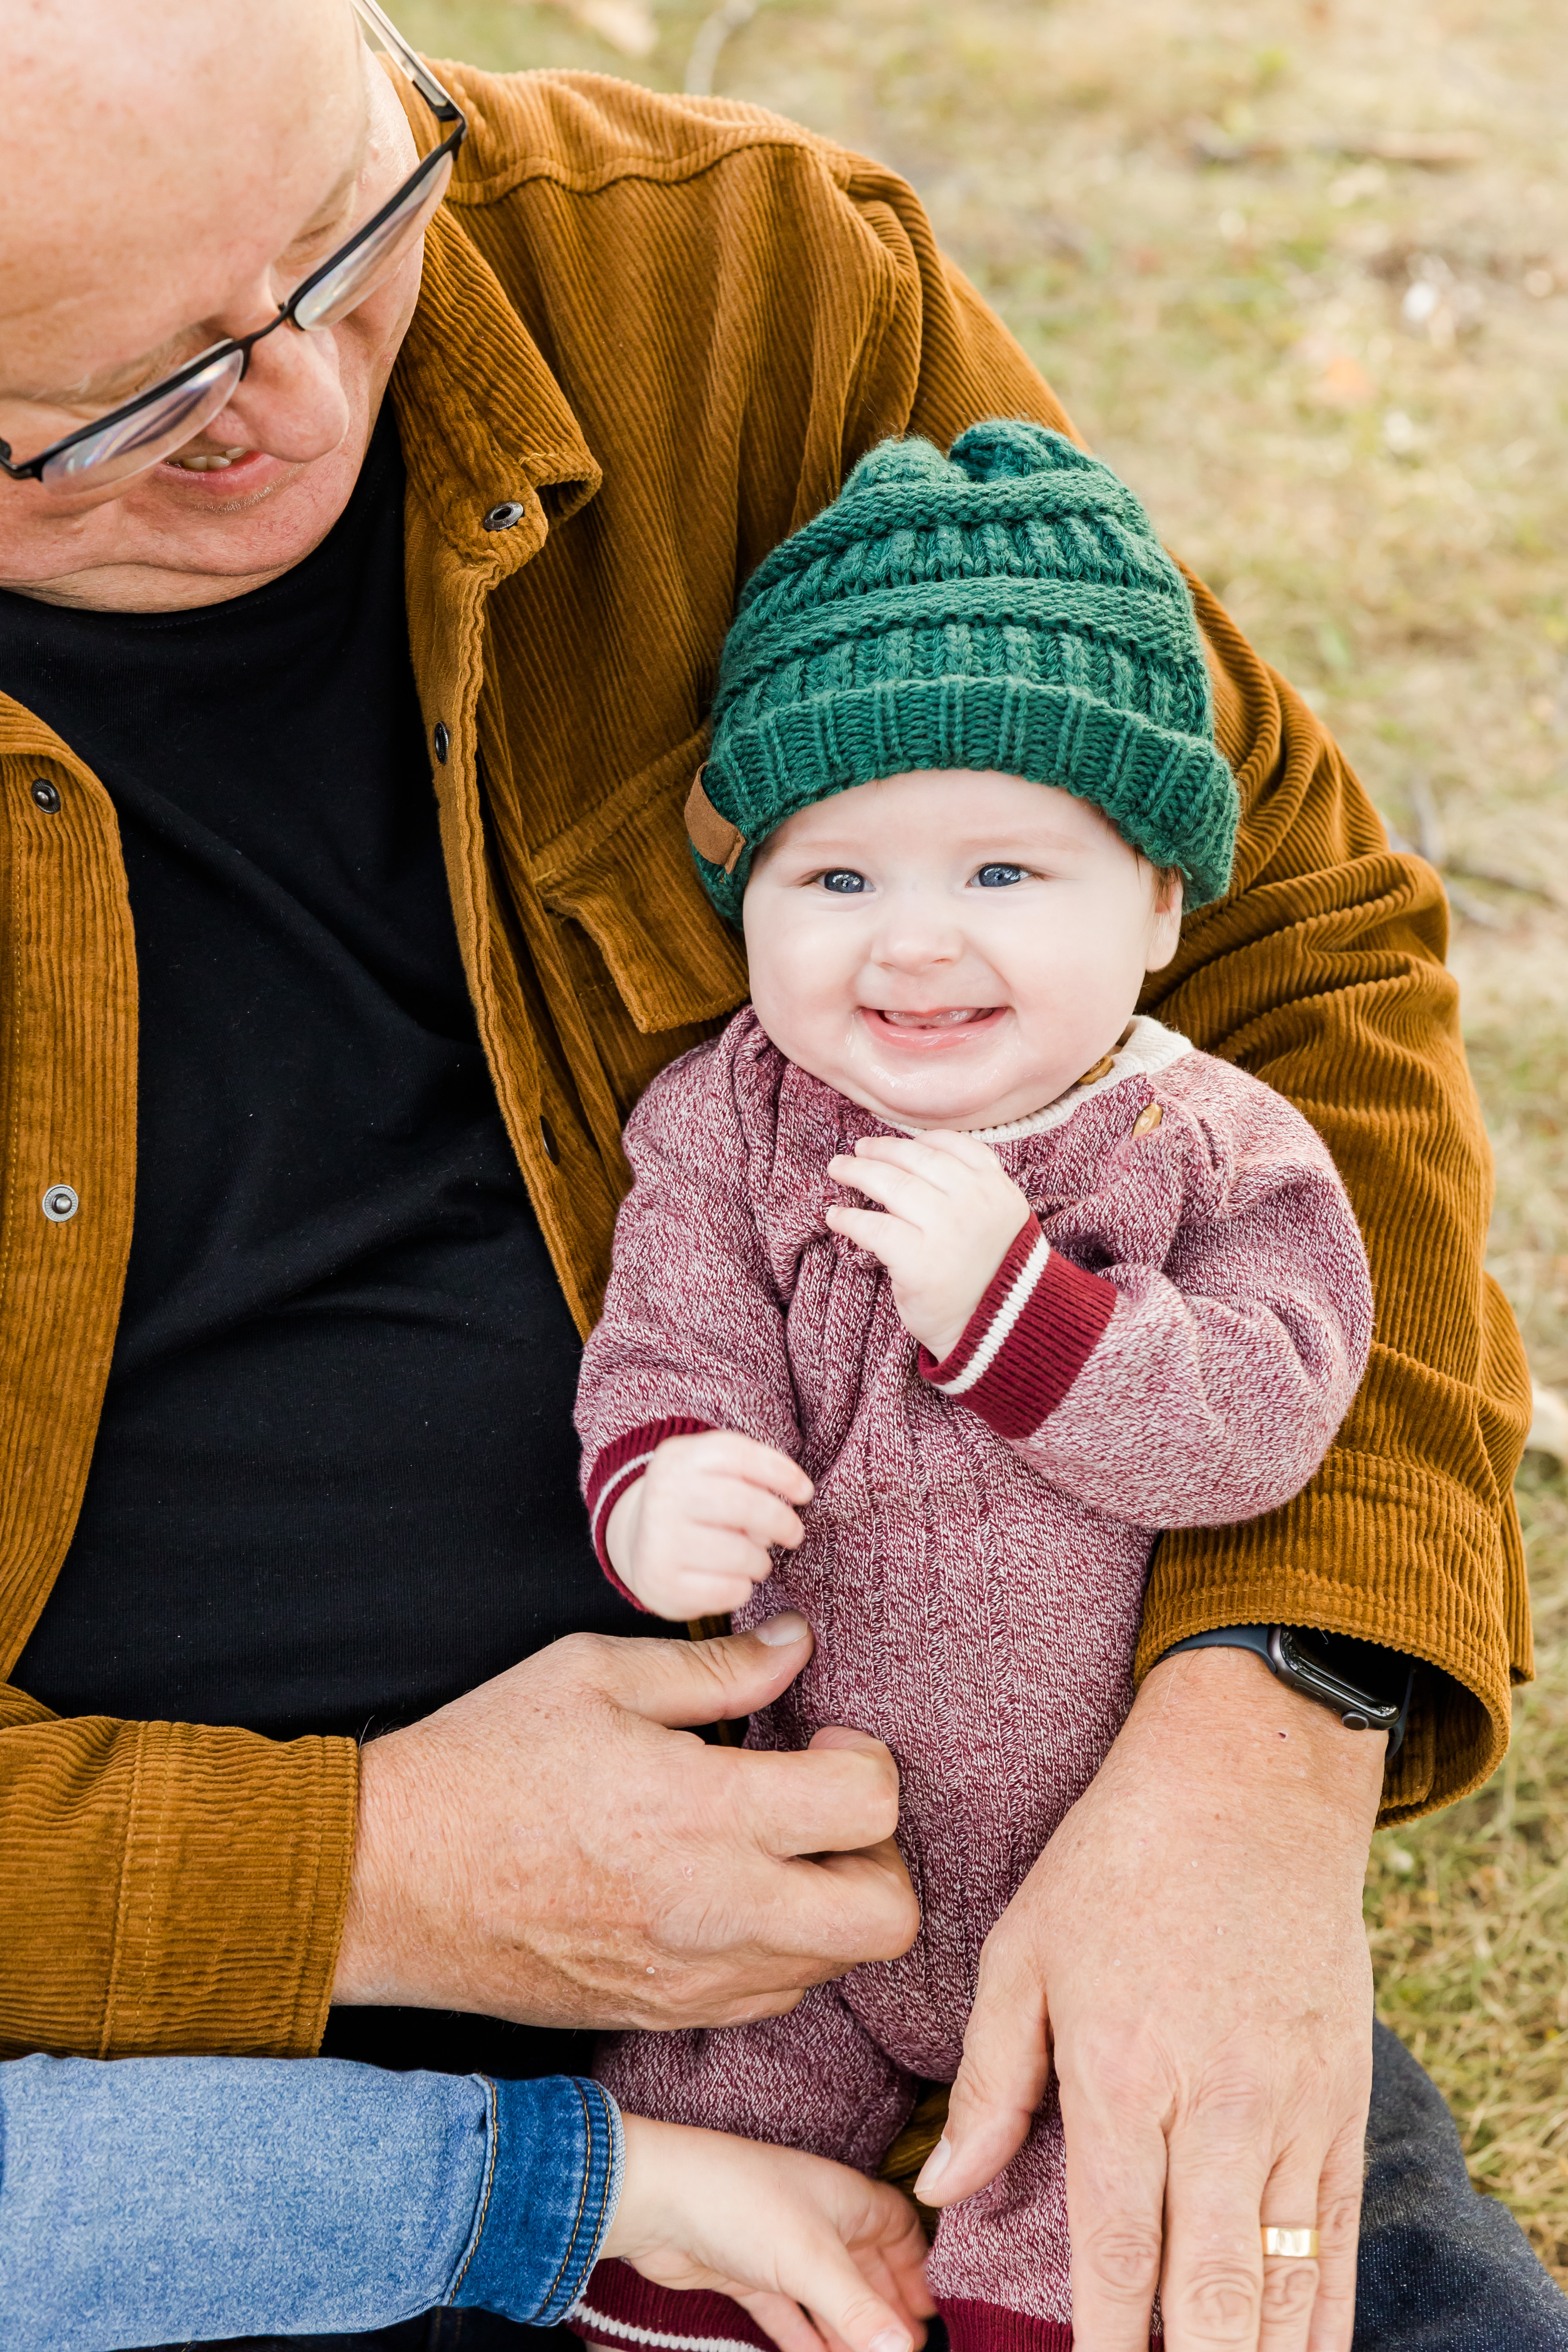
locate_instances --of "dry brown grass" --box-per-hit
[407,0,1568,2275]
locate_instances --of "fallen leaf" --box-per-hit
[1313,351,1375,407]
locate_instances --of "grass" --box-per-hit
[408,0,1568,2276]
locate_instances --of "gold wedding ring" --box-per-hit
[1262,2227,1320,2259]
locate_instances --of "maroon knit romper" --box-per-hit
[570,1009,1372,2352]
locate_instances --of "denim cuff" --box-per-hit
[449,2076,624,2325]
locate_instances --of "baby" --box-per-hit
[568,422,1373,2352]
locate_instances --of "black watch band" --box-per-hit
[1160,1623,1414,1760]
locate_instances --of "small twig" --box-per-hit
[1443,879,1507,930]
[1407,773,1446,868]
[1189,120,1485,169]
[685,0,760,95]
[1376,798,1555,931]
[1446,860,1568,915]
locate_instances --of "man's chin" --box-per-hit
[0,446,361,608]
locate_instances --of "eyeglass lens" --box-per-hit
[38,147,455,495]
[40,348,247,493]
[293,148,453,332]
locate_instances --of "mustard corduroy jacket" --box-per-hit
[0,67,1532,2065]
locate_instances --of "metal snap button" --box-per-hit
[42,1183,79,1222]
[433,722,450,765]
[482,500,526,532]
[540,1116,560,1165]
[31,778,62,814]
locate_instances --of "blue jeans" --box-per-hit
[0,2059,622,2351]
[139,2028,1567,2352]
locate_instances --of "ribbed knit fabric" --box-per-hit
[918,1214,1119,1440]
[692,420,1240,922]
[0,61,1531,2064]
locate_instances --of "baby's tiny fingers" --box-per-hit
[691,1477,806,1552]
[686,1430,814,1506]
[824,1204,925,1277]
[827,1154,938,1218]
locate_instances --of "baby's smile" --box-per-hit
[862,1004,1006,1047]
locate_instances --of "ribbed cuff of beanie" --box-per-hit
[449,2076,623,2325]
[585,1420,716,1604]
[919,1215,1119,1439]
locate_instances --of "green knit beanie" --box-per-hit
[686,419,1238,923]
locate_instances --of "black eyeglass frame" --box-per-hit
[0,0,466,487]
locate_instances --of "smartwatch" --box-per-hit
[1160,1623,1415,1759]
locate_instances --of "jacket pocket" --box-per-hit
[527,729,747,1037]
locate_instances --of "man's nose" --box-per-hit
[218,318,353,467]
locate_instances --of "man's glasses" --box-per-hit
[0,0,466,499]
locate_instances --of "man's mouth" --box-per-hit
[165,446,249,473]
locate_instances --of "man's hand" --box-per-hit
[607,1431,814,1619]
[915,1647,1384,2352]
[607,2116,935,2352]
[826,1133,1032,1362]
[332,1616,919,2030]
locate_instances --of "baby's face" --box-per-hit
[742,769,1183,1130]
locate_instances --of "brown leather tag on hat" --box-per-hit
[684,766,747,875]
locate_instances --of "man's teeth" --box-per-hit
[169,448,246,472]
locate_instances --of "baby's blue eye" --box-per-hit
[820,870,870,894]
[975,863,1028,888]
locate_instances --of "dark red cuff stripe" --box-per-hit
[921,1223,1119,1442]
[920,1213,1045,1389]
[584,1418,714,1605]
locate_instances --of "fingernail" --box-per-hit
[913,2137,951,2197]
[755,1611,810,1646]
[867,2331,910,2352]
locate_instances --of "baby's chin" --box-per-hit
[821,1058,1077,1133]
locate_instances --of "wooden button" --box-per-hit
[1131,1101,1163,1136]
[1076,1052,1116,1087]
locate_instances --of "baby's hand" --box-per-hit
[606,1430,813,1620]
[604,2113,933,2352]
[826,1132,1032,1363]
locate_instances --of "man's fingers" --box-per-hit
[733,1726,907,1865]
[1157,2069,1275,2352]
[763,1833,918,1968]
[591,1616,815,1727]
[1301,2115,1364,2352]
[1061,2079,1168,2352]
[914,1937,1049,2205]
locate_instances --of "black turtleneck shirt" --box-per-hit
[0,410,654,2081]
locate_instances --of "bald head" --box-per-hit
[0,0,429,609]
[3,0,363,400]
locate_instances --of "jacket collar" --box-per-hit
[389,199,601,577]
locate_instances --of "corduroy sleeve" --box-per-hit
[0,1686,357,2063]
[834,163,1531,1820]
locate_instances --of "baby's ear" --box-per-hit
[1145,867,1185,971]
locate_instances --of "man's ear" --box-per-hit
[1145,868,1184,972]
